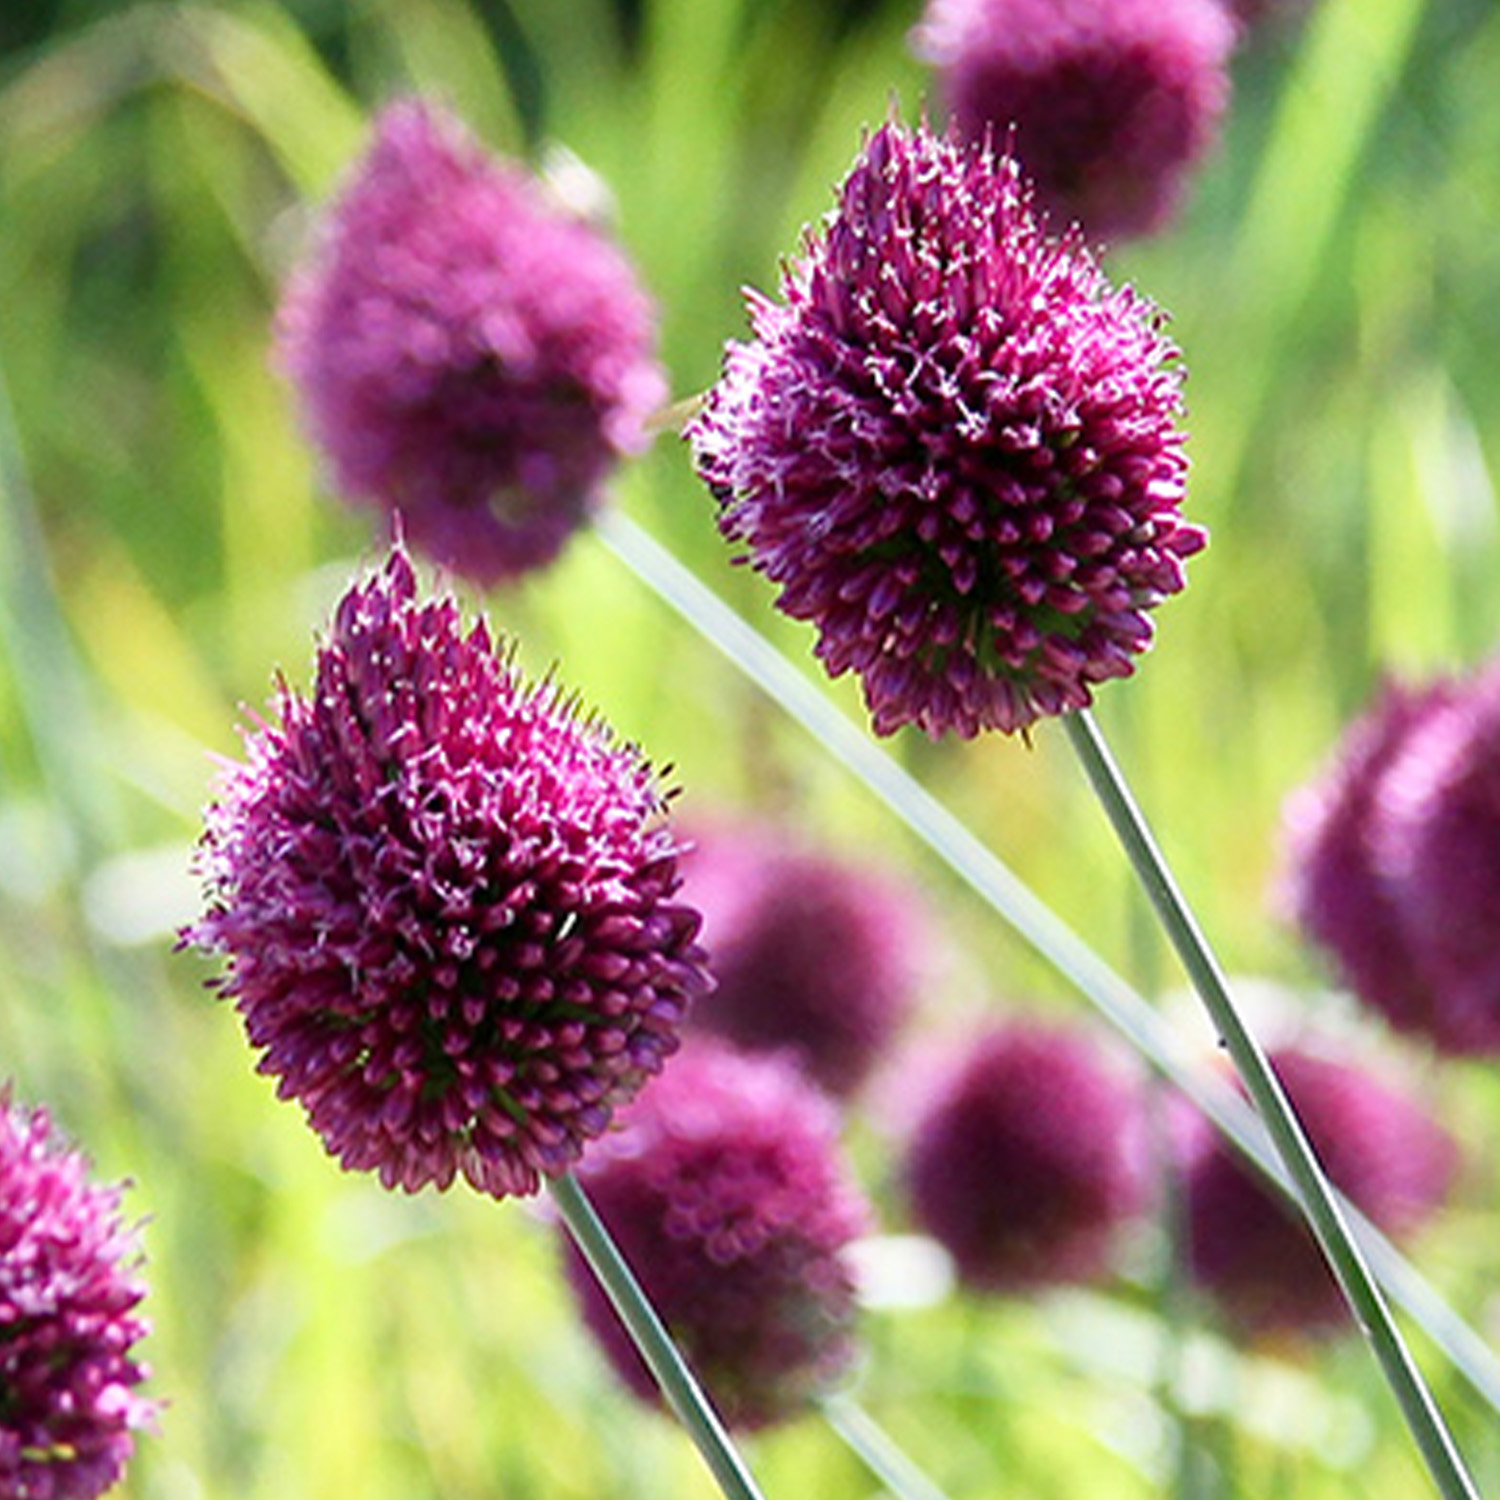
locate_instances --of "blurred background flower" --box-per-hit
[563,1039,869,1431]
[278,97,667,586]
[912,0,1235,240]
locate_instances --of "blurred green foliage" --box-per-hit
[3,0,1500,1495]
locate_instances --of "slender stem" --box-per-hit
[1062,707,1477,1500]
[548,1173,766,1500]
[594,509,1500,1417]
[818,1394,956,1500]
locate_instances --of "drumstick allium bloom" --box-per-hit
[688,118,1203,739]
[902,1022,1145,1290]
[1278,675,1491,1051]
[0,1095,155,1500]
[565,1042,869,1430]
[185,544,708,1197]
[278,98,667,586]
[681,821,930,1096]
[1182,1046,1457,1336]
[912,0,1234,241]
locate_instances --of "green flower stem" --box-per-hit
[818,1394,956,1500]
[547,1172,766,1500]
[595,509,1500,1418]
[1062,706,1476,1500]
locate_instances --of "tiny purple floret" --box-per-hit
[689,118,1204,740]
[278,98,667,586]
[0,1095,155,1500]
[186,543,709,1198]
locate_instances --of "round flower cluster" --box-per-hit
[0,1096,155,1500]
[901,1021,1145,1291]
[1281,665,1500,1053]
[681,821,930,1096]
[187,543,709,1198]
[1180,1045,1457,1336]
[278,97,667,586]
[689,118,1203,740]
[565,1041,869,1431]
[913,0,1235,240]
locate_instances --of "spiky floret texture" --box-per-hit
[689,118,1203,739]
[1279,671,1500,1053]
[1181,1046,1457,1336]
[680,821,928,1096]
[0,1096,154,1500]
[187,545,708,1197]
[278,98,667,586]
[913,0,1234,240]
[565,1041,869,1430]
[902,1021,1145,1290]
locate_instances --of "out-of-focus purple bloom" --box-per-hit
[1280,670,1500,1053]
[0,1095,154,1500]
[278,98,667,586]
[1372,664,1500,1051]
[186,543,708,1198]
[902,1021,1145,1291]
[680,821,931,1096]
[912,0,1234,240]
[1182,1046,1457,1336]
[689,118,1203,740]
[565,1041,869,1430]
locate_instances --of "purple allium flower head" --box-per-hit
[1182,1046,1457,1337]
[186,543,709,1198]
[1278,672,1500,1053]
[565,1040,869,1430]
[902,1021,1145,1291]
[913,0,1234,240]
[688,118,1203,740]
[0,1094,154,1500]
[277,98,668,586]
[1369,662,1500,1052]
[680,821,930,1096]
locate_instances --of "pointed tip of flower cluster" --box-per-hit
[689,116,1203,740]
[1281,664,1500,1053]
[565,1040,870,1431]
[901,1021,1145,1291]
[0,1094,155,1500]
[679,819,932,1096]
[912,0,1235,241]
[186,542,709,1198]
[277,97,668,587]
[1181,1044,1457,1337]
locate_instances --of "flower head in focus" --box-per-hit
[1280,669,1500,1053]
[1182,1045,1457,1336]
[902,1021,1145,1290]
[0,1095,155,1500]
[688,118,1203,739]
[681,821,931,1096]
[278,98,667,586]
[186,543,708,1198]
[565,1041,869,1430]
[912,0,1235,240]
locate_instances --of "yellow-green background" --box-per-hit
[2,0,1499,1494]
